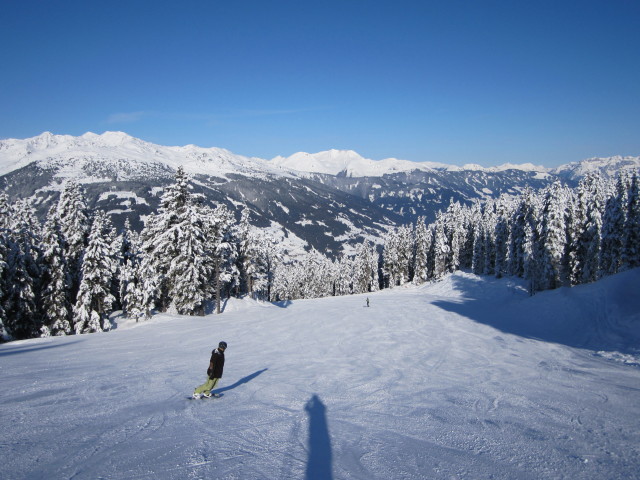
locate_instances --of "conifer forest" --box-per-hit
[1,167,639,342]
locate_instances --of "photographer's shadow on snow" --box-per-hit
[214,368,268,394]
[304,394,333,480]
[431,272,640,354]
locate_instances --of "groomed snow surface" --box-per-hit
[1,270,640,479]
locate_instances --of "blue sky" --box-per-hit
[1,1,639,167]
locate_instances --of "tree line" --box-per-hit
[1,167,638,342]
[379,171,640,294]
[0,168,277,341]
[273,170,640,299]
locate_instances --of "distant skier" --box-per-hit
[193,341,227,399]
[366,297,370,307]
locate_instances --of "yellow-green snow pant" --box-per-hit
[194,377,220,395]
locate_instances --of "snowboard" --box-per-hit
[188,393,223,400]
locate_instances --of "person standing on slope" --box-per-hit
[193,341,227,398]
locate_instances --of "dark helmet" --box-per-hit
[218,341,228,350]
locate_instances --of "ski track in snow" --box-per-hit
[1,271,640,479]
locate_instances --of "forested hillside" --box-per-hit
[1,164,638,342]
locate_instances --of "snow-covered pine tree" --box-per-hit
[12,198,43,239]
[73,211,116,334]
[248,231,280,301]
[2,199,41,339]
[581,197,603,284]
[317,251,336,298]
[493,196,512,279]
[39,208,71,336]
[131,248,158,321]
[570,174,603,285]
[622,172,640,268]
[290,261,306,300]
[382,229,399,288]
[103,222,122,312]
[522,221,541,295]
[271,261,293,301]
[57,180,90,304]
[0,196,12,341]
[568,176,588,285]
[472,222,486,275]
[0,233,9,342]
[368,242,381,292]
[299,251,319,299]
[538,182,569,290]
[432,212,449,280]
[318,255,333,299]
[600,174,627,277]
[118,219,139,318]
[0,194,11,230]
[351,240,379,293]
[3,235,38,339]
[458,205,476,271]
[508,188,537,278]
[138,167,191,312]
[335,255,354,296]
[166,200,211,315]
[11,199,43,287]
[138,167,224,315]
[120,220,152,322]
[444,201,465,274]
[397,224,414,285]
[234,207,252,296]
[481,201,497,276]
[205,202,235,314]
[292,258,310,299]
[413,218,430,284]
[274,252,312,300]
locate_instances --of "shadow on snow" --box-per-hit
[273,300,293,309]
[214,368,269,394]
[305,394,333,480]
[430,271,640,354]
[0,339,84,357]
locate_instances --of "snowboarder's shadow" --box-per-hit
[214,368,268,394]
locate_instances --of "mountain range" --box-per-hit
[1,131,638,257]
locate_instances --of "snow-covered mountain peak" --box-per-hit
[80,131,137,146]
[1,132,636,183]
[270,149,439,177]
[552,155,640,180]
[496,162,548,172]
[0,131,285,180]
[33,131,56,144]
[270,149,556,177]
[461,163,485,171]
[23,131,76,151]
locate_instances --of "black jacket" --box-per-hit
[207,349,225,379]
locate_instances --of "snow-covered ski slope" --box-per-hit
[1,270,639,480]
